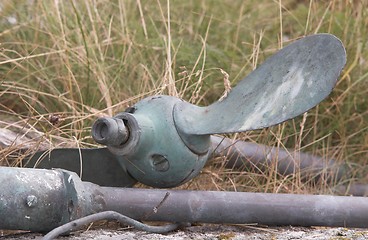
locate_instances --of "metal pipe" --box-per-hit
[102,187,368,228]
[0,168,72,232]
[211,136,347,181]
[2,166,368,233]
[210,136,368,196]
[0,167,102,232]
[92,117,128,146]
[335,183,368,197]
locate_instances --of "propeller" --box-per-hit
[174,34,345,137]
[23,148,137,187]
[25,34,346,188]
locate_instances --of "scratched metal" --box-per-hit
[0,168,70,231]
[174,34,346,135]
[2,167,368,232]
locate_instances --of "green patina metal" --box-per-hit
[174,34,346,135]
[0,167,106,232]
[93,96,211,188]
[4,33,366,235]
[91,34,346,188]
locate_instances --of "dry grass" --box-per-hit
[0,0,367,194]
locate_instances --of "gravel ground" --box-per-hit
[2,225,368,240]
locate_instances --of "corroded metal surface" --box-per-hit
[0,168,102,232]
[2,167,368,233]
[174,34,346,135]
[0,168,70,231]
[88,34,346,188]
[2,34,358,235]
[92,96,211,188]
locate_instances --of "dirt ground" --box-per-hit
[2,225,368,240]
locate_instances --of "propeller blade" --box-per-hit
[23,148,137,187]
[174,34,346,135]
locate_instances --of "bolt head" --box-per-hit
[151,154,170,172]
[25,195,37,208]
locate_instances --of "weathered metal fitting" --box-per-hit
[0,167,105,232]
[25,195,38,208]
[92,117,128,146]
[173,102,212,154]
[124,96,211,188]
[106,96,212,188]
[0,167,72,231]
[94,113,142,156]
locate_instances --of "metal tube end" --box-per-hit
[92,117,128,146]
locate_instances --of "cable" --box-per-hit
[42,211,187,240]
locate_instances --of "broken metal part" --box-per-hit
[1,166,368,234]
[91,34,346,188]
[2,33,365,237]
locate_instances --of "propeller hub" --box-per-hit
[92,96,212,188]
[91,34,346,189]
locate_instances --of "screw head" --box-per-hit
[151,154,170,172]
[25,195,37,208]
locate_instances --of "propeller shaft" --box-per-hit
[92,117,129,146]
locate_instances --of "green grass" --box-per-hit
[0,0,367,194]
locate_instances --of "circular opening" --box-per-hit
[94,120,109,141]
[92,118,115,144]
[99,122,109,140]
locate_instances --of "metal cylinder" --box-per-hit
[0,167,102,232]
[92,117,128,146]
[1,167,368,232]
[101,187,368,228]
[211,136,346,181]
[0,167,72,231]
[335,183,368,197]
